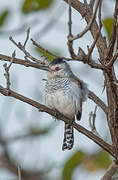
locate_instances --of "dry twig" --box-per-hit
[69,0,101,41]
[31,38,58,58]
[31,38,72,61]
[23,27,30,48]
[3,51,15,90]
[18,165,22,180]
[9,33,42,64]
[101,162,118,180]
[89,106,100,137]
[87,25,102,60]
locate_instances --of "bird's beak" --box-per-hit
[41,65,52,72]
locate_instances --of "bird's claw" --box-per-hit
[54,110,61,120]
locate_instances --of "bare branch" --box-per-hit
[3,51,15,90]
[98,0,103,28]
[88,90,108,114]
[18,165,22,180]
[0,54,45,69]
[0,84,113,156]
[67,0,104,70]
[101,162,118,180]
[89,0,95,10]
[106,52,118,67]
[9,36,42,64]
[68,0,72,37]
[87,25,102,60]
[31,38,58,58]
[31,38,72,61]
[105,0,118,63]
[64,0,108,60]
[23,28,30,48]
[69,0,101,41]
[0,53,107,113]
[89,106,100,136]
[77,47,105,70]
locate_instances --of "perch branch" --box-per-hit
[0,85,113,156]
[0,53,108,114]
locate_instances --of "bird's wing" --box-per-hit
[71,76,87,121]
[76,96,82,120]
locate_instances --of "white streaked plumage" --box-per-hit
[44,58,87,150]
[45,78,81,119]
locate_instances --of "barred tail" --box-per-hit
[62,123,74,150]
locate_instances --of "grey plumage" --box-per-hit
[44,58,87,150]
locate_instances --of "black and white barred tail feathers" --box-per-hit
[62,123,74,150]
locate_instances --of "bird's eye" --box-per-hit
[55,67,60,71]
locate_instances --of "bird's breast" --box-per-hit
[45,78,81,118]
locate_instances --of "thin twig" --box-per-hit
[68,0,72,37]
[31,38,58,58]
[77,47,105,70]
[67,0,104,70]
[69,0,101,41]
[105,0,118,64]
[0,53,108,113]
[67,0,79,59]
[106,52,118,67]
[89,106,100,136]
[89,0,95,10]
[87,25,102,60]
[98,0,103,28]
[18,165,21,180]
[31,38,72,61]
[3,51,15,90]
[23,27,30,48]
[9,36,42,64]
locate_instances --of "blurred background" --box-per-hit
[0,0,116,180]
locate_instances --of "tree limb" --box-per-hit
[0,85,113,156]
[0,53,107,114]
[101,162,118,180]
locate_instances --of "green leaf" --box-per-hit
[22,0,53,14]
[103,17,114,40]
[0,10,9,27]
[62,151,85,180]
[35,46,60,62]
[83,150,112,172]
[92,150,112,169]
[62,150,112,180]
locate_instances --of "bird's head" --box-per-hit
[41,58,73,79]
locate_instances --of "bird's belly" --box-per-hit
[45,87,80,118]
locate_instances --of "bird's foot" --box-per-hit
[54,110,61,121]
[69,118,75,126]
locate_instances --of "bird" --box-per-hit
[42,57,88,150]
